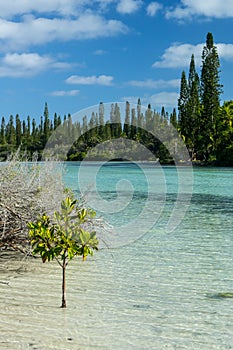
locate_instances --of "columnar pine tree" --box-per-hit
[170,108,177,128]
[123,101,130,137]
[161,106,166,119]
[43,102,50,145]
[15,114,22,147]
[23,119,26,133]
[186,54,201,159]
[199,32,223,161]
[0,117,5,144]
[110,103,122,138]
[27,116,31,137]
[53,113,58,130]
[137,98,141,121]
[98,102,105,139]
[130,108,137,139]
[137,98,144,138]
[6,115,16,145]
[32,118,36,136]
[178,71,189,141]
[145,104,153,130]
[188,54,196,89]
[67,114,73,139]
[114,103,122,137]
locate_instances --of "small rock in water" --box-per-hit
[133,304,150,309]
[207,292,233,299]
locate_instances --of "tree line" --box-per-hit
[0,32,232,165]
[0,100,178,163]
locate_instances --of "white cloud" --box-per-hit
[145,92,179,108]
[146,2,162,16]
[0,1,129,52]
[153,42,233,69]
[0,0,74,18]
[116,0,142,14]
[0,14,128,51]
[153,43,203,68]
[0,53,70,77]
[50,90,80,96]
[166,0,233,19]
[217,43,233,61]
[128,78,180,88]
[0,0,117,18]
[66,74,114,86]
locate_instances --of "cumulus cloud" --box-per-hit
[0,52,70,77]
[0,1,125,19]
[153,42,233,69]
[0,0,80,18]
[50,90,80,96]
[146,2,162,16]
[0,1,130,52]
[66,74,114,86]
[153,43,204,68]
[128,78,180,88]
[217,43,233,61]
[166,0,233,19]
[0,14,128,51]
[145,92,179,108]
[116,0,142,14]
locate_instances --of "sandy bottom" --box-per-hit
[2,248,233,350]
[0,251,120,350]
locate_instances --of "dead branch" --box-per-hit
[0,153,65,254]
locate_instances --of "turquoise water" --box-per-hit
[1,163,233,349]
[64,163,233,349]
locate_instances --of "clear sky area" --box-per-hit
[0,0,233,121]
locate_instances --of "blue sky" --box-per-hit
[1,0,233,122]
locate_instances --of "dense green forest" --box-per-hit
[0,32,232,165]
[0,100,177,164]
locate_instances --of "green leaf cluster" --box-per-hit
[28,196,99,265]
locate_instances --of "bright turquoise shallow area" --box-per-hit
[1,163,233,349]
[64,163,233,349]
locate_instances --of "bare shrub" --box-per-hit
[0,152,65,253]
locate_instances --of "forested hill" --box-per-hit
[0,32,232,165]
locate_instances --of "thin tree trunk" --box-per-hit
[61,259,66,308]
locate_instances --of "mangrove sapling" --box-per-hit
[28,196,99,308]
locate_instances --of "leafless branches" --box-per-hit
[0,152,65,254]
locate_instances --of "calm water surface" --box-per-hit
[0,163,233,349]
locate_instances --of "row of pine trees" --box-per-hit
[0,99,177,163]
[0,103,66,159]
[0,32,232,165]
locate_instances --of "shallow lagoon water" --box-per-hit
[1,164,233,349]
